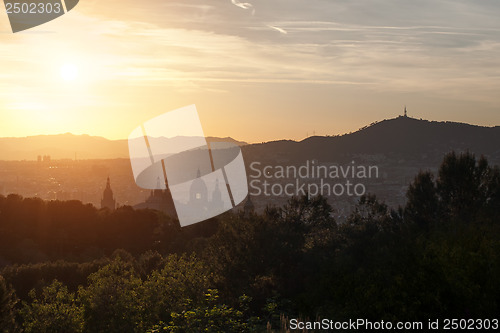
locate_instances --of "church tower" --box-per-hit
[189,169,208,209]
[210,178,224,212]
[101,177,116,210]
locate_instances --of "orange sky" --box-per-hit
[1,0,499,143]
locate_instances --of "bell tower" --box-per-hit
[101,177,116,210]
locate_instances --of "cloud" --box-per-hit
[268,25,287,35]
[2,0,500,139]
[3,1,500,93]
[231,0,253,10]
[230,0,255,15]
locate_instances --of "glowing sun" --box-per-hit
[60,63,79,81]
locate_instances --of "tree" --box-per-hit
[278,194,334,227]
[437,152,491,222]
[405,171,438,228]
[141,254,215,329]
[21,280,83,333]
[78,258,144,333]
[148,290,254,333]
[406,152,500,226]
[0,275,18,333]
[347,194,396,230]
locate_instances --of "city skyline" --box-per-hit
[1,0,500,143]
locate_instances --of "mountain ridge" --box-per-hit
[242,116,500,165]
[0,133,247,161]
[1,116,499,161]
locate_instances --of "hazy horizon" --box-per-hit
[1,0,500,143]
[0,112,499,144]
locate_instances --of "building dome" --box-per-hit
[189,169,208,204]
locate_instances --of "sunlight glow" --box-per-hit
[60,63,79,81]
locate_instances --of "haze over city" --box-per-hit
[1,0,499,143]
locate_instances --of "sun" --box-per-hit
[60,63,79,81]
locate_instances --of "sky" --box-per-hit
[0,0,499,143]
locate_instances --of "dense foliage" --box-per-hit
[0,152,499,332]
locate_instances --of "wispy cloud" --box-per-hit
[231,0,253,10]
[268,25,287,35]
[3,1,500,93]
[230,0,255,16]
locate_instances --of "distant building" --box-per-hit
[133,170,236,223]
[189,169,208,209]
[133,170,230,222]
[101,177,116,210]
[134,177,176,217]
[186,170,225,216]
[211,179,224,212]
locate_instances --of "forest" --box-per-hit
[1,151,499,332]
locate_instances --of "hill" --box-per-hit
[1,116,499,165]
[242,116,500,165]
[0,133,246,161]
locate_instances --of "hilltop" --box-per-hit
[243,116,500,165]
